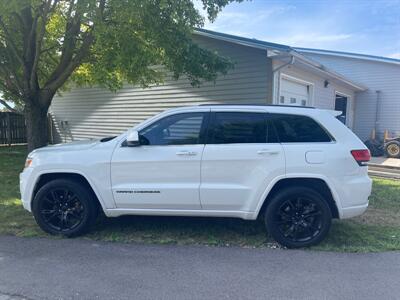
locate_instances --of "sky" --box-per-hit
[196,0,400,58]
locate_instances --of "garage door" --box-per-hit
[279,78,310,106]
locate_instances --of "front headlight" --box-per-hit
[24,157,33,169]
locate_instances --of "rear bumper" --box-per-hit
[341,203,369,219]
[333,174,372,219]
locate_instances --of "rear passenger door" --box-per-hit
[269,113,334,176]
[200,110,285,212]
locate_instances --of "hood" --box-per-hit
[31,139,99,155]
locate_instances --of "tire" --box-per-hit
[364,139,384,157]
[385,141,400,158]
[32,179,98,237]
[265,187,332,248]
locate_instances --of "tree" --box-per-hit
[0,0,241,151]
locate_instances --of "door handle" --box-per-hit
[176,151,197,156]
[257,149,280,155]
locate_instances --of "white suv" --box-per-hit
[20,105,372,248]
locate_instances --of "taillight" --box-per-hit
[351,149,371,166]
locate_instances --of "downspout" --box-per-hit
[272,55,295,104]
[374,90,381,137]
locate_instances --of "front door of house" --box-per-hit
[335,94,348,125]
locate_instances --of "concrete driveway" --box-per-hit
[370,156,400,167]
[0,236,399,300]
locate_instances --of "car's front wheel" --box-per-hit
[265,187,332,248]
[32,179,98,237]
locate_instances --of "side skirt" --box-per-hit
[103,208,257,220]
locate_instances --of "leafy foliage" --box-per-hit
[0,0,242,150]
[0,0,239,104]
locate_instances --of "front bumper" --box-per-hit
[19,168,34,212]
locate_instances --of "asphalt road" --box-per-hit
[0,236,399,300]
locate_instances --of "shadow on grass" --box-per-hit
[1,201,399,252]
[87,215,273,247]
[85,215,400,252]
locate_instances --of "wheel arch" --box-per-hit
[257,177,340,219]
[31,171,106,212]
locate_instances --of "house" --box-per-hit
[295,48,400,141]
[50,29,400,143]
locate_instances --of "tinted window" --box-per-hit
[270,114,332,143]
[140,113,205,145]
[208,112,268,144]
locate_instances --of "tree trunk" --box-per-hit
[25,101,49,152]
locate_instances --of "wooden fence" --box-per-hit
[0,112,27,145]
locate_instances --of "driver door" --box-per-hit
[111,111,209,210]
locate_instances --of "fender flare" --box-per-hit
[29,168,110,212]
[254,174,342,218]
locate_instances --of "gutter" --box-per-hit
[194,29,276,51]
[194,28,290,52]
[295,47,400,66]
[273,55,295,73]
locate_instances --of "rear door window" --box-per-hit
[269,113,332,143]
[208,112,269,144]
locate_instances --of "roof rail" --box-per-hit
[197,104,316,109]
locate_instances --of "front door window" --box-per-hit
[139,113,206,145]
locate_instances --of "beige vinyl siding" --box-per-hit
[299,53,400,140]
[50,35,272,143]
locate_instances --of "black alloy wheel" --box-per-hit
[32,179,98,237]
[39,187,85,232]
[265,187,332,248]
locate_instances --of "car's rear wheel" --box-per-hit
[385,141,400,158]
[265,187,332,248]
[32,179,98,237]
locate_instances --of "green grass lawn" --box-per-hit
[1,145,399,252]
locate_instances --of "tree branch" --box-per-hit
[43,31,94,103]
[40,44,59,54]
[0,76,23,100]
[50,0,60,12]
[0,65,24,95]
[0,46,25,94]
[45,3,82,87]
[0,17,25,68]
[0,99,17,112]
[30,0,58,89]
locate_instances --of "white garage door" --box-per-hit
[280,78,310,106]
